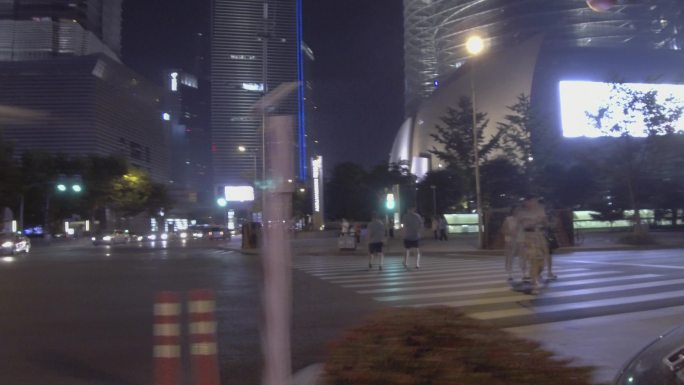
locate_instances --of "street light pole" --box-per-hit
[466,35,485,249]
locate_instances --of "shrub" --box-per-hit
[324,307,603,385]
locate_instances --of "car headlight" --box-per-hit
[1,241,13,248]
[180,232,188,239]
[91,237,96,241]
[161,233,169,240]
[136,236,143,241]
[102,236,112,241]
[147,234,157,240]
[193,232,203,238]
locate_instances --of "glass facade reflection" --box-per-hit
[404,0,684,112]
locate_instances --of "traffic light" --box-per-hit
[385,193,396,210]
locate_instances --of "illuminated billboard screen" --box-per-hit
[559,80,684,138]
[224,186,255,202]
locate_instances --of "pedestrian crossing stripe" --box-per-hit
[336,269,601,287]
[358,271,625,294]
[470,288,684,320]
[415,276,681,309]
[372,274,661,302]
[302,261,552,278]
[292,256,684,324]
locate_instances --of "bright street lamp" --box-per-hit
[217,197,227,207]
[56,184,67,192]
[466,35,485,249]
[72,184,82,193]
[465,35,485,55]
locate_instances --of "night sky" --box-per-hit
[121,0,404,170]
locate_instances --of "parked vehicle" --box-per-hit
[0,233,31,255]
[91,229,130,245]
[614,322,684,384]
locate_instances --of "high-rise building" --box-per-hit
[162,69,212,212]
[0,0,122,61]
[0,54,170,181]
[403,0,684,112]
[210,0,306,189]
[0,0,170,182]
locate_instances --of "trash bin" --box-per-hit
[242,222,261,249]
[614,323,684,384]
[338,233,356,251]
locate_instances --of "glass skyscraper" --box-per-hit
[404,0,684,111]
[210,0,306,189]
[0,0,122,61]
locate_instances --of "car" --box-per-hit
[614,322,684,384]
[91,229,130,245]
[144,231,180,242]
[207,227,229,240]
[0,233,31,255]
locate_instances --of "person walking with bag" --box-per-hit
[367,211,386,271]
[402,206,423,270]
[516,196,549,294]
[502,205,522,281]
[438,215,448,241]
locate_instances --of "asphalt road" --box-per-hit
[2,241,684,384]
[0,240,379,385]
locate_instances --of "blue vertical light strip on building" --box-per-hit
[296,0,307,180]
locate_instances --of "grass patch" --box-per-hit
[324,307,604,385]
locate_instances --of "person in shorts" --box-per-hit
[367,211,386,270]
[402,206,423,269]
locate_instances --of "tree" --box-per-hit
[0,135,19,211]
[429,97,505,211]
[110,168,153,219]
[586,81,684,230]
[325,162,371,221]
[146,182,173,228]
[416,168,466,215]
[497,93,558,187]
[479,157,527,208]
[429,96,501,174]
[81,155,128,224]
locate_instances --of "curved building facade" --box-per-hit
[404,0,684,111]
[396,0,684,177]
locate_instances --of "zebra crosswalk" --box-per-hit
[293,254,684,327]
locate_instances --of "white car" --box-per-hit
[0,233,31,255]
[92,230,130,245]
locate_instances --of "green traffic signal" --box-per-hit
[386,193,396,210]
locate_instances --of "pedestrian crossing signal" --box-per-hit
[386,193,396,210]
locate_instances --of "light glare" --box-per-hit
[466,36,485,55]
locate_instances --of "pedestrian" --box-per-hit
[402,206,423,269]
[515,196,549,294]
[431,216,439,240]
[438,215,448,241]
[341,218,350,236]
[353,222,361,244]
[502,205,522,281]
[545,209,559,280]
[367,211,386,270]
